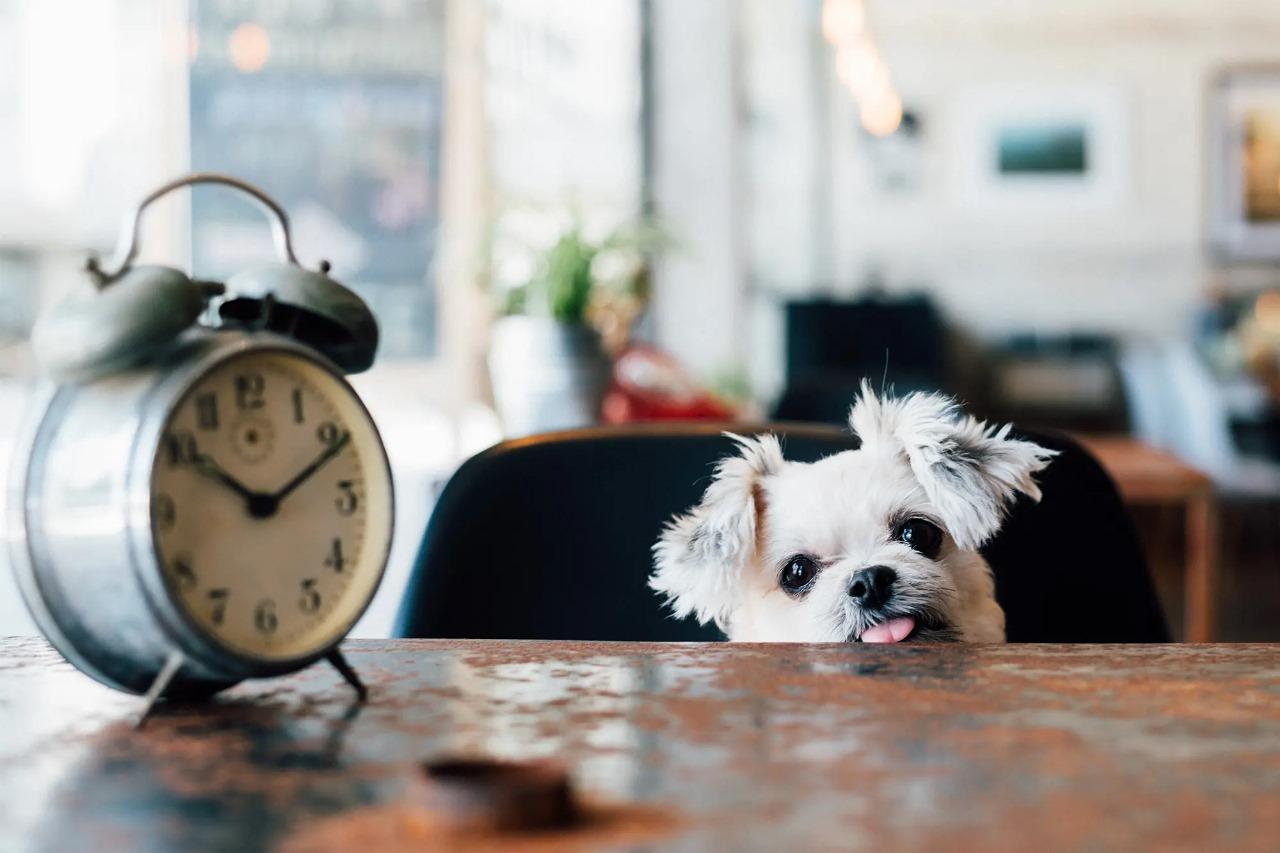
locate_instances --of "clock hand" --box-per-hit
[272,431,351,504]
[191,452,257,502]
[191,452,280,519]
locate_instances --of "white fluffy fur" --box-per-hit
[649,433,783,630]
[849,381,1056,550]
[650,385,1056,643]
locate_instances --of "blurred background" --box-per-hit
[3,0,1280,640]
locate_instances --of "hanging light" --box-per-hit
[859,90,903,137]
[822,0,866,45]
[822,0,903,137]
[835,40,888,100]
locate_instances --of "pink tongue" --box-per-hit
[861,616,916,644]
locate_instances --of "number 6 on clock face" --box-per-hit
[149,349,392,663]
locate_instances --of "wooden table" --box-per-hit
[3,638,1278,852]
[1077,435,1218,642]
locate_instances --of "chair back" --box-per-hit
[396,423,1169,642]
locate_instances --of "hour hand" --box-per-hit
[191,452,255,501]
[191,453,282,518]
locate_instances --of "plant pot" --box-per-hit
[488,316,611,437]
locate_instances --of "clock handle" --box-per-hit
[87,172,303,287]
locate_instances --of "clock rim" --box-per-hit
[127,333,395,677]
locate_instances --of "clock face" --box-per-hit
[149,349,392,662]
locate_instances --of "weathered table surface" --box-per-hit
[2,638,1278,852]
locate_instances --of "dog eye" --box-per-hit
[779,555,819,595]
[896,518,943,558]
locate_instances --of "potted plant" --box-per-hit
[488,220,659,436]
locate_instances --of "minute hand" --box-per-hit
[272,432,352,504]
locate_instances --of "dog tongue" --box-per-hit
[861,616,916,644]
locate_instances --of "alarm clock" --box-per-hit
[6,174,394,721]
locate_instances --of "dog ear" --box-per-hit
[849,381,1056,549]
[650,433,783,631]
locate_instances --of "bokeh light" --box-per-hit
[228,22,270,74]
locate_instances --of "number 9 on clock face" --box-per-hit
[149,350,392,662]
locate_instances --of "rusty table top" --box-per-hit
[2,638,1279,852]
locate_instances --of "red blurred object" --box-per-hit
[602,344,738,423]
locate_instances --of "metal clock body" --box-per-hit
[7,174,394,715]
[8,331,393,698]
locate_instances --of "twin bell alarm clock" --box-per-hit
[7,173,394,721]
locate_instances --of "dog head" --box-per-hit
[649,383,1056,643]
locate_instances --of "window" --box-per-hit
[189,0,446,357]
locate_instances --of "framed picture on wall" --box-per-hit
[1208,67,1280,262]
[951,85,1129,209]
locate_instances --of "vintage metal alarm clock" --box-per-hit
[7,173,394,722]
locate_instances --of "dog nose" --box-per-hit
[849,566,896,608]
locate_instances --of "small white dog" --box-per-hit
[650,384,1056,643]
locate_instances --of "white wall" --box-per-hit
[831,0,1280,334]
[652,0,1280,403]
[649,0,746,380]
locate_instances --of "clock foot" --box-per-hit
[326,648,367,702]
[136,649,185,728]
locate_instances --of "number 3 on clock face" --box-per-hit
[149,350,392,662]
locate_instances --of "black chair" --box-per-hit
[395,424,1169,642]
